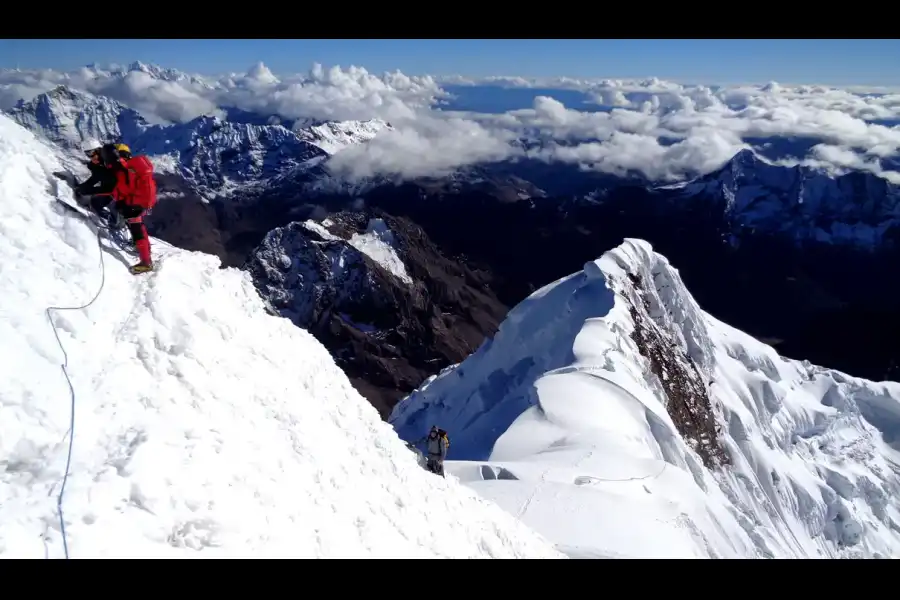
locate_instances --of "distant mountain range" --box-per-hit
[6,85,389,197]
[6,71,899,415]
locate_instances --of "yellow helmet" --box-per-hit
[115,143,132,156]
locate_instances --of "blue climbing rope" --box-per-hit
[44,228,107,559]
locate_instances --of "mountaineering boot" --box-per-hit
[129,262,154,275]
[130,235,153,274]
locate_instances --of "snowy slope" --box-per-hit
[345,217,413,284]
[0,113,563,559]
[391,239,900,559]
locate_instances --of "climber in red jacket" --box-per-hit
[98,143,158,275]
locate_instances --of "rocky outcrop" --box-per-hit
[244,210,508,416]
[625,272,729,468]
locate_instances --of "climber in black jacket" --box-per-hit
[72,138,119,221]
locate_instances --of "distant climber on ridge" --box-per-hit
[411,426,450,477]
[97,142,158,275]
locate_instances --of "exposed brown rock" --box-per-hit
[625,272,729,469]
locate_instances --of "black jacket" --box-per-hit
[74,160,117,195]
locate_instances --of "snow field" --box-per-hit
[347,218,413,285]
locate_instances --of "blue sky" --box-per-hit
[1,39,898,86]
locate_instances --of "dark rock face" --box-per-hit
[243,210,508,416]
[144,174,226,258]
[626,272,728,469]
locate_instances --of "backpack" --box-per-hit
[122,155,157,210]
[437,428,450,449]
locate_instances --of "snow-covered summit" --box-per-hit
[0,113,562,559]
[246,214,413,331]
[391,238,900,558]
[242,209,512,418]
[82,61,214,89]
[136,114,328,193]
[669,148,900,249]
[6,85,149,151]
[293,119,390,155]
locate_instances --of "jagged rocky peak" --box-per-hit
[128,60,181,79]
[120,61,214,88]
[5,83,389,197]
[302,211,413,286]
[15,84,104,113]
[697,148,799,191]
[246,211,414,323]
[6,84,148,149]
[673,147,900,248]
[293,118,392,154]
[151,119,328,191]
[727,147,762,170]
[41,84,82,103]
[245,208,509,416]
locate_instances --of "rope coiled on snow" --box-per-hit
[44,227,107,559]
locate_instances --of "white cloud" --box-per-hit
[775,143,900,184]
[209,62,445,124]
[1,62,899,184]
[530,127,749,181]
[327,114,516,180]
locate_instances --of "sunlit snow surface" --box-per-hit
[392,239,900,559]
[0,114,562,559]
[348,218,412,285]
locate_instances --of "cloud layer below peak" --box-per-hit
[2,62,899,184]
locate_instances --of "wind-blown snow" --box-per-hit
[391,238,900,559]
[347,218,412,285]
[0,114,562,559]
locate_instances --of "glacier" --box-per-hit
[391,238,900,558]
[0,113,562,559]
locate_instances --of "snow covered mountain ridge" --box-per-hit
[3,85,390,197]
[5,80,899,244]
[0,112,563,558]
[391,238,900,558]
[660,148,900,250]
[90,60,215,89]
[6,78,899,259]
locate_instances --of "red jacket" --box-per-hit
[111,156,157,209]
[112,160,133,203]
